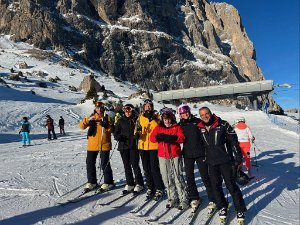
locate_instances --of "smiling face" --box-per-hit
[199,108,212,123]
[143,103,152,111]
[163,117,172,127]
[180,111,190,120]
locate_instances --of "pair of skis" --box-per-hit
[99,190,144,208]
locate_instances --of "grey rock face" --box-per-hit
[0,0,282,112]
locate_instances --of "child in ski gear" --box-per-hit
[150,107,188,210]
[234,117,255,177]
[45,115,57,140]
[134,99,164,199]
[19,117,31,146]
[197,107,246,222]
[114,103,144,195]
[178,104,216,212]
[79,101,114,192]
[59,116,66,135]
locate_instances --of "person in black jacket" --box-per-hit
[178,104,215,212]
[59,116,66,135]
[113,104,144,195]
[197,107,246,223]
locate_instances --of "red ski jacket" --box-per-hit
[150,123,185,158]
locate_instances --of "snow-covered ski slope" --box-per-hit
[0,35,299,225]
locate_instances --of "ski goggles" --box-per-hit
[123,106,133,112]
[143,99,153,104]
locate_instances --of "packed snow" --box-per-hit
[0,36,299,225]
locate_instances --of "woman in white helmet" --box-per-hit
[234,117,255,177]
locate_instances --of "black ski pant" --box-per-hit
[184,157,215,203]
[86,150,113,185]
[209,163,246,212]
[120,149,144,186]
[59,125,65,135]
[47,128,57,140]
[139,150,164,191]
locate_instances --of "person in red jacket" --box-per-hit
[150,107,189,210]
[234,117,255,177]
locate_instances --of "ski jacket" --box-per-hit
[150,123,185,158]
[79,112,113,151]
[135,111,159,150]
[114,115,137,151]
[21,121,31,133]
[234,122,254,144]
[46,117,54,130]
[197,115,243,166]
[59,118,64,126]
[179,116,205,158]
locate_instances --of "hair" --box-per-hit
[199,106,212,115]
[23,117,28,121]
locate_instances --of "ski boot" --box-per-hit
[219,207,228,224]
[153,190,164,201]
[208,201,216,214]
[190,200,200,212]
[237,211,245,225]
[122,184,134,195]
[83,183,97,193]
[133,184,144,195]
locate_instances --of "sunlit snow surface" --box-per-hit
[0,36,299,225]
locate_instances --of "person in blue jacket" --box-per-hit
[19,117,31,147]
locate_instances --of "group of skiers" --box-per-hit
[79,99,256,223]
[19,115,66,146]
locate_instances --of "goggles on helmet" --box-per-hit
[144,99,153,104]
[160,107,176,117]
[177,105,190,114]
[123,106,133,112]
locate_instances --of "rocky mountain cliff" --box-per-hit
[0,0,282,112]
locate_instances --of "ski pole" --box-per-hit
[98,141,118,186]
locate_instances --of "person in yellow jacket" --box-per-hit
[79,101,114,192]
[134,99,165,200]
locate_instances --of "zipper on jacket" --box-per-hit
[215,131,218,146]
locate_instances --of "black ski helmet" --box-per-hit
[235,168,251,186]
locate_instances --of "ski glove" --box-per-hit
[234,157,243,166]
[100,120,109,128]
[144,110,153,120]
[156,133,178,143]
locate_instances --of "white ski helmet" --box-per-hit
[236,117,245,124]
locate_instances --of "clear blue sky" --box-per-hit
[210,0,299,110]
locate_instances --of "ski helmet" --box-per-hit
[235,168,251,186]
[95,101,105,110]
[123,104,135,112]
[177,104,191,114]
[143,99,154,110]
[160,107,176,121]
[236,117,246,123]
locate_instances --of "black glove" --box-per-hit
[165,134,178,143]
[234,157,243,166]
[144,110,153,120]
[100,120,108,128]
[133,133,140,140]
[155,133,166,142]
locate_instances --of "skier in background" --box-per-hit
[114,103,144,195]
[150,107,189,210]
[19,116,31,147]
[178,104,216,213]
[198,107,246,224]
[234,117,255,177]
[79,101,115,192]
[45,115,57,140]
[59,116,66,135]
